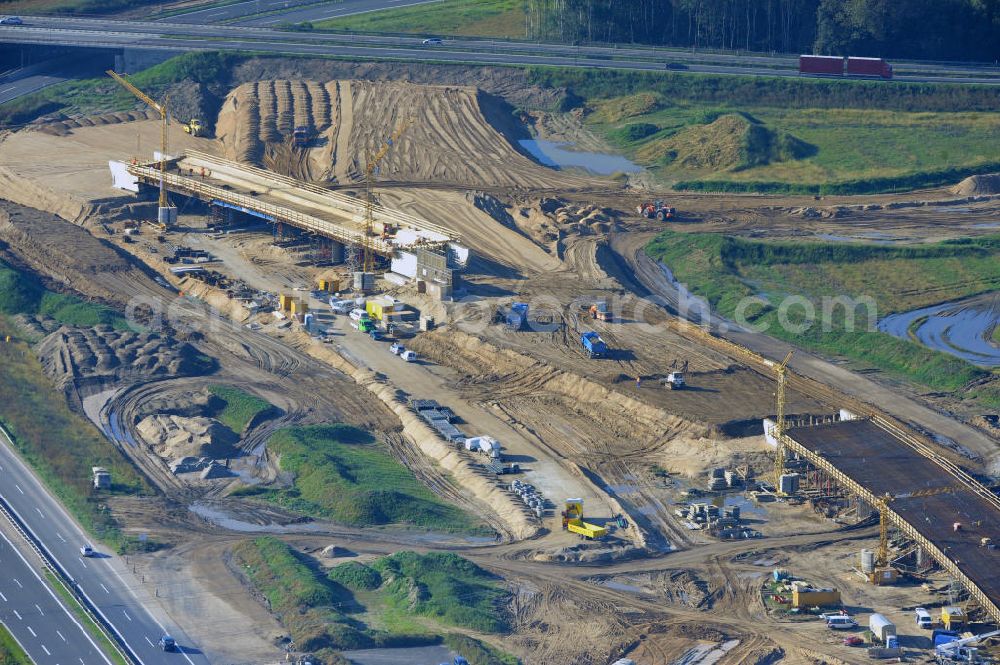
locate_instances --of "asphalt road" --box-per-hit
[0,16,999,85]
[0,72,66,104]
[0,425,211,665]
[168,0,442,27]
[0,524,110,664]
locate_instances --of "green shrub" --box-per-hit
[207,385,274,434]
[444,634,519,665]
[608,122,660,144]
[328,561,383,591]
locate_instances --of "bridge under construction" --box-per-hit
[781,417,1000,624]
[110,149,467,264]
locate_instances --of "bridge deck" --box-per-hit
[786,419,1000,620]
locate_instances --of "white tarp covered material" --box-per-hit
[109,161,139,192]
[391,251,419,278]
[395,227,449,246]
[839,408,860,421]
[449,242,471,267]
[762,418,778,448]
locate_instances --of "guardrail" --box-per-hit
[0,426,138,665]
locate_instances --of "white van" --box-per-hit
[400,350,418,362]
[826,615,858,630]
[915,607,933,629]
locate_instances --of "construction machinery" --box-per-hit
[935,630,1000,664]
[292,125,310,148]
[664,371,685,389]
[106,70,177,227]
[589,301,612,322]
[772,350,794,489]
[562,498,607,540]
[182,118,203,136]
[636,200,676,221]
[362,119,413,274]
[581,331,608,358]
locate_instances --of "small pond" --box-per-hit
[518,139,641,175]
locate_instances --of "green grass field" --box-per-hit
[232,539,514,663]
[592,96,1000,191]
[233,425,485,533]
[0,260,127,329]
[312,0,525,38]
[0,315,149,548]
[207,385,274,434]
[0,626,30,665]
[645,232,1000,396]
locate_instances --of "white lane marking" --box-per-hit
[0,463,4,470]
[41,644,50,656]
[99,582,110,594]
[122,609,132,621]
[14,484,23,494]
[0,591,6,602]
[12,609,21,620]
[26,626,35,637]
[80,658,86,665]
[35,603,43,615]
[56,533,66,543]
[12,578,22,588]
[57,629,66,642]
[144,636,154,646]
[35,507,44,519]
[0,86,14,93]
[79,559,87,569]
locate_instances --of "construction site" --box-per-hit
[0,58,997,665]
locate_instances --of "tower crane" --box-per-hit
[875,485,965,567]
[361,119,412,274]
[106,70,174,222]
[772,350,794,490]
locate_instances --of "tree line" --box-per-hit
[524,0,1000,62]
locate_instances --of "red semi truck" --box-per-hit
[799,55,893,79]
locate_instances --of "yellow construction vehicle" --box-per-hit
[562,499,607,539]
[182,119,203,136]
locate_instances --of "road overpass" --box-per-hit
[0,16,999,85]
[781,417,1000,624]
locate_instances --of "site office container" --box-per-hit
[799,55,844,75]
[846,57,893,79]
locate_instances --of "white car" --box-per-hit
[422,38,443,45]
[349,308,367,321]
[390,342,405,355]
[80,544,94,557]
[0,16,24,25]
[400,350,418,362]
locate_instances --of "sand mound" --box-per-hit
[137,414,238,460]
[951,173,1000,195]
[637,114,810,171]
[214,79,594,188]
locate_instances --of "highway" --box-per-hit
[0,524,110,664]
[0,425,210,665]
[167,0,442,27]
[0,16,998,85]
[0,72,66,104]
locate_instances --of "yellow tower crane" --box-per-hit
[106,70,172,215]
[875,485,964,568]
[361,119,412,274]
[772,350,794,490]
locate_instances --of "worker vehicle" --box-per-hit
[826,615,857,630]
[80,544,95,557]
[868,614,897,646]
[843,636,864,647]
[665,62,689,70]
[935,630,1000,665]
[158,635,176,652]
[422,38,443,45]
[581,331,607,358]
[390,342,405,355]
[369,329,383,341]
[349,308,368,322]
[664,372,685,390]
[506,302,529,330]
[182,119,203,136]
[292,126,310,147]
[941,606,966,630]
[636,200,676,221]
[400,350,418,362]
[358,318,376,334]
[915,608,934,629]
[590,301,612,322]
[799,55,892,79]
[0,16,24,24]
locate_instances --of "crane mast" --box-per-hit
[362,119,412,274]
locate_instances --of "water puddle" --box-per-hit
[878,292,1000,367]
[815,232,902,245]
[602,580,647,595]
[518,139,640,175]
[340,645,458,665]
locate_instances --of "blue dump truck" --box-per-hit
[581,331,608,358]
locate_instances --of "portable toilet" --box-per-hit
[279,294,294,311]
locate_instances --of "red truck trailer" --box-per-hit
[846,57,893,79]
[799,55,844,76]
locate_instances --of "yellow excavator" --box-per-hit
[182,119,204,137]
